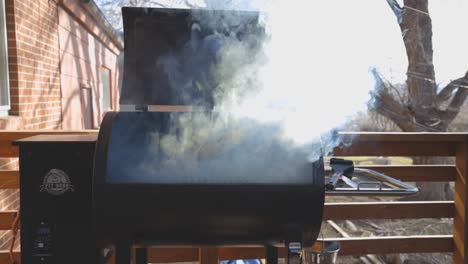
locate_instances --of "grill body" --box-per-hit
[94,6,325,261]
[93,111,325,249]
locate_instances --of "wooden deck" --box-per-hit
[0,131,466,263]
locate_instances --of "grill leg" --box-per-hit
[266,246,278,264]
[115,240,132,264]
[135,247,148,264]
[287,242,302,264]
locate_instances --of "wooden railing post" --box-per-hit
[199,247,218,264]
[454,140,468,264]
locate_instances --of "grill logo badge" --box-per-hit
[40,169,74,196]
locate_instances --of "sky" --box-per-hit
[96,0,468,142]
[97,0,468,84]
[431,0,468,84]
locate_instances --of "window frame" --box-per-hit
[0,0,10,117]
[99,66,113,114]
[80,85,95,129]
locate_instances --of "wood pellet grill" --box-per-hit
[14,7,417,264]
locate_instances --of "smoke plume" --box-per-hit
[109,1,400,183]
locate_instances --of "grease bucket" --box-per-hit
[302,241,340,264]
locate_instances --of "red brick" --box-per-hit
[24,118,62,129]
[12,24,59,41]
[12,99,61,106]
[14,31,59,50]
[13,46,56,59]
[9,60,59,73]
[9,80,61,89]
[14,40,60,59]
[9,93,61,103]
[23,113,62,123]
[9,66,58,76]
[14,101,62,112]
[10,71,60,81]
[12,18,57,39]
[9,71,60,83]
[12,3,57,26]
[14,20,58,39]
[10,88,61,97]
[8,55,59,69]
[12,19,58,37]
[13,107,61,118]
[17,0,57,13]
[14,0,57,20]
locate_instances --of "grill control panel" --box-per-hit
[15,136,97,264]
[32,221,52,262]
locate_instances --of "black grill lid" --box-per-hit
[120,7,265,107]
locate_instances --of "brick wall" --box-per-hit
[6,0,62,130]
[4,0,121,130]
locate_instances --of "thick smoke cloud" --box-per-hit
[111,1,399,183]
[134,114,316,184]
[154,10,267,108]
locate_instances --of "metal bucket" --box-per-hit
[302,241,340,264]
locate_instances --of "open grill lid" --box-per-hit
[120,7,265,108]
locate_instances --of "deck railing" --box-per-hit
[0,131,466,263]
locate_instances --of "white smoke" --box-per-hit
[111,0,411,183]
[203,0,403,144]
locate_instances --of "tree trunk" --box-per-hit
[371,0,468,200]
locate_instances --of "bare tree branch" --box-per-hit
[385,0,404,23]
[377,71,406,104]
[370,90,419,131]
[447,88,468,114]
[438,77,468,126]
[370,69,442,132]
[184,0,198,8]
[437,71,468,105]
[437,81,461,104]
[370,70,419,131]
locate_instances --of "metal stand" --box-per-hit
[115,240,132,264]
[287,242,302,264]
[135,247,148,264]
[266,246,278,264]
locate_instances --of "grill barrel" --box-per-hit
[93,6,325,262]
[93,111,325,248]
